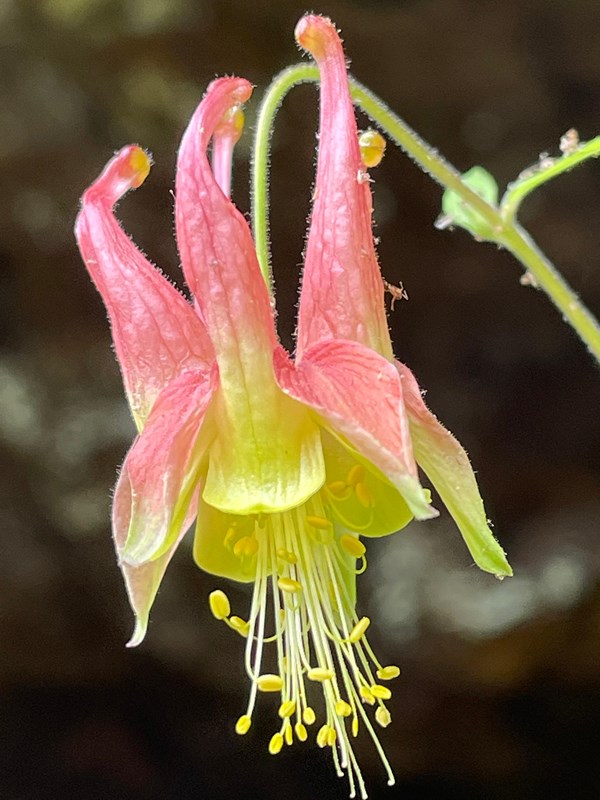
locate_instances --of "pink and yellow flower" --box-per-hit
[75,14,510,795]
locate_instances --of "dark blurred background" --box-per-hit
[1,0,599,798]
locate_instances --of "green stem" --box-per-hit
[251,63,600,363]
[501,136,600,224]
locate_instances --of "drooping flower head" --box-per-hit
[75,14,511,797]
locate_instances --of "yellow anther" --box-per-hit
[317,724,329,748]
[223,526,237,549]
[327,727,337,747]
[359,129,386,168]
[295,722,308,742]
[278,699,296,719]
[256,674,283,693]
[276,548,297,564]
[339,534,366,559]
[371,684,392,700]
[208,589,230,620]
[303,706,316,725]
[326,480,348,497]
[351,716,359,737]
[349,616,371,643]
[235,714,252,735]
[306,515,332,530]
[354,481,373,508]
[228,615,250,637]
[346,463,365,486]
[377,665,401,681]
[278,577,302,594]
[233,535,258,559]
[268,732,284,755]
[307,667,334,682]
[335,700,352,717]
[359,685,376,705]
[375,706,392,728]
[284,719,293,746]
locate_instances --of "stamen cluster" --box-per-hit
[208,465,401,799]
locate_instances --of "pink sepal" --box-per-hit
[274,340,435,520]
[295,15,392,360]
[75,145,213,428]
[115,365,217,568]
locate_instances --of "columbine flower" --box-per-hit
[75,14,511,798]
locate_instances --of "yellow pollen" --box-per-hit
[306,515,332,530]
[284,719,294,746]
[256,674,283,693]
[307,667,334,682]
[349,616,371,643]
[358,129,387,168]
[295,722,308,742]
[233,535,258,559]
[346,464,365,486]
[278,699,296,719]
[375,706,392,728]
[359,685,376,705]
[277,577,302,594]
[335,700,352,717]
[317,724,329,748]
[208,589,230,620]
[276,548,297,564]
[339,534,366,559]
[377,665,401,681]
[371,684,392,700]
[326,480,348,497]
[126,147,151,187]
[327,727,337,747]
[269,732,284,755]
[235,714,252,735]
[354,481,373,508]
[352,716,359,737]
[228,615,250,637]
[303,706,316,725]
[223,526,237,549]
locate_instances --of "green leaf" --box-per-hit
[440,166,500,241]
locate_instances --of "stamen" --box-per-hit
[359,686,376,705]
[278,699,296,718]
[377,665,401,681]
[276,548,298,564]
[235,714,252,735]
[370,684,392,700]
[303,706,316,725]
[284,719,294,746]
[375,707,392,728]
[317,724,329,748]
[349,617,370,643]
[233,535,259,558]
[307,667,334,682]
[278,577,302,593]
[295,722,308,742]
[354,482,373,508]
[223,526,237,549]
[340,534,366,559]
[256,674,283,692]
[269,732,284,755]
[228,615,250,637]
[208,589,231,620]
[326,480,349,497]
[335,699,353,717]
[346,464,365,486]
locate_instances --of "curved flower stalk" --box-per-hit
[75,14,511,798]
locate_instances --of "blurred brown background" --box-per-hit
[1,0,599,798]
